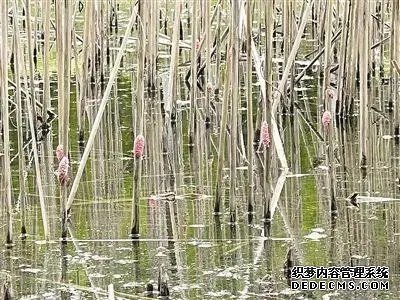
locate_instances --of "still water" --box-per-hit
[2,82,400,299]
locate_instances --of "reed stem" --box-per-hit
[1,0,13,245]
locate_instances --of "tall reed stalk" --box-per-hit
[359,0,369,166]
[131,151,143,237]
[165,0,182,192]
[214,51,232,214]
[43,0,51,118]
[229,0,239,224]
[55,0,72,239]
[131,0,146,237]
[12,0,27,238]
[26,0,37,127]
[189,0,198,152]
[1,0,12,245]
[263,0,274,221]
[322,0,337,214]
[246,0,254,214]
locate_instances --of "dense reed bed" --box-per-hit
[1,0,400,298]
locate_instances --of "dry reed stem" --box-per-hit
[165,0,182,117]
[1,0,12,245]
[359,0,369,165]
[214,50,232,214]
[43,0,51,117]
[12,0,27,237]
[246,0,253,213]
[229,0,239,224]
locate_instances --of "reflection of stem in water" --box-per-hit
[245,0,254,215]
[167,201,186,297]
[131,157,142,237]
[67,225,102,299]
[60,243,69,299]
[1,0,12,245]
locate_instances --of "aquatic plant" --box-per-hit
[133,135,145,158]
[259,121,271,150]
[55,145,70,186]
[322,111,332,131]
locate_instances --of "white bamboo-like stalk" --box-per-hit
[246,0,253,213]
[42,0,51,117]
[189,0,198,147]
[337,0,350,116]
[12,0,27,237]
[205,0,211,121]
[359,0,369,165]
[229,0,239,224]
[78,0,93,140]
[391,0,400,133]
[55,0,64,139]
[135,2,145,135]
[323,0,333,107]
[63,0,72,152]
[263,0,274,220]
[26,0,37,121]
[66,5,137,211]
[346,0,359,114]
[1,0,12,245]
[165,0,182,117]
[322,0,337,215]
[214,51,232,214]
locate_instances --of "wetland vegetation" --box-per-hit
[1,0,400,299]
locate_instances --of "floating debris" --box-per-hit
[21,268,42,274]
[197,242,213,248]
[122,281,145,289]
[88,273,106,278]
[316,165,330,171]
[188,224,206,228]
[149,191,176,202]
[348,193,400,206]
[304,228,327,241]
[205,290,232,297]
[115,259,137,265]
